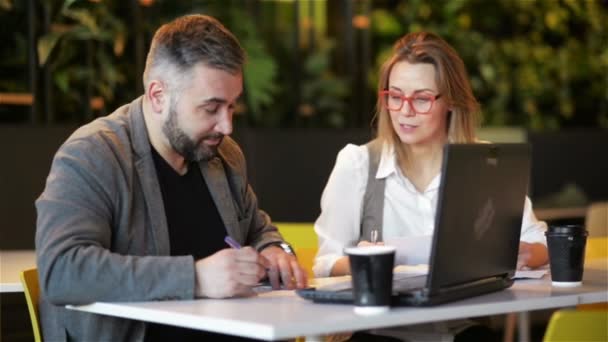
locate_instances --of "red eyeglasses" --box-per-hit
[378,90,442,114]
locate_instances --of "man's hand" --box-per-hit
[260,245,308,290]
[194,247,268,298]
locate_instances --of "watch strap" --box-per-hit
[258,241,297,257]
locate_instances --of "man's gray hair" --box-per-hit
[143,14,245,91]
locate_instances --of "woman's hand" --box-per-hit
[356,240,384,247]
[517,242,549,269]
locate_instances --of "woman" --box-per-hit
[313,32,548,341]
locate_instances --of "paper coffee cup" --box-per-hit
[545,225,588,287]
[344,245,396,314]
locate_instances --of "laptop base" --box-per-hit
[296,275,513,307]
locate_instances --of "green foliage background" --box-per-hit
[370,0,608,130]
[1,0,606,130]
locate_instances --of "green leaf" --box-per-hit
[61,0,78,12]
[64,9,99,35]
[37,31,64,66]
[113,31,126,56]
[243,51,278,116]
[54,70,70,94]
[0,0,12,11]
[371,9,402,36]
[69,26,98,41]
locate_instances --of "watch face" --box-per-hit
[279,242,295,255]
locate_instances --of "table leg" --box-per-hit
[503,312,516,342]
[517,311,530,342]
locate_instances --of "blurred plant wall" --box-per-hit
[1,0,606,130]
[370,0,608,130]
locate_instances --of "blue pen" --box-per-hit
[224,236,241,249]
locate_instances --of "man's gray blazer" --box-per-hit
[35,96,284,341]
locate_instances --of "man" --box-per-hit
[36,14,307,341]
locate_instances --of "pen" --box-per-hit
[371,229,378,244]
[224,236,241,249]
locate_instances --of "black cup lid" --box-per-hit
[547,224,587,235]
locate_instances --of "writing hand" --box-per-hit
[194,247,267,298]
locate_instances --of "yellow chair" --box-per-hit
[275,222,318,279]
[275,223,350,342]
[577,236,608,310]
[543,309,608,342]
[586,201,608,237]
[586,236,608,261]
[20,268,42,342]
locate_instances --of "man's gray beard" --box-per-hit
[161,107,222,162]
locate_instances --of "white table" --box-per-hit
[67,266,608,341]
[0,250,36,292]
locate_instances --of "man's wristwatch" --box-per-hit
[259,241,297,257]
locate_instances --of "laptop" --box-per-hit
[297,143,531,306]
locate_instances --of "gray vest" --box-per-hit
[361,139,386,242]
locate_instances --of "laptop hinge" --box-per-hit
[404,274,512,306]
[428,273,510,296]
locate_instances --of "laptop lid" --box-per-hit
[297,143,531,305]
[424,143,530,297]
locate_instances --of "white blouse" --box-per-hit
[313,143,548,277]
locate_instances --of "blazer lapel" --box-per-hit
[134,157,170,255]
[199,158,241,244]
[129,97,170,255]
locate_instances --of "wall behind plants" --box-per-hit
[1,0,606,130]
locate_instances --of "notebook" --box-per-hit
[297,143,531,306]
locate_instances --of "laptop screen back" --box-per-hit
[426,143,531,295]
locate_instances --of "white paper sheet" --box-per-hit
[393,264,429,279]
[384,235,433,265]
[513,265,549,279]
[312,265,429,291]
[512,269,548,279]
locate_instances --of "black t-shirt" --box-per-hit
[151,147,227,259]
[146,147,235,342]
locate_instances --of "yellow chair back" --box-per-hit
[586,236,608,260]
[20,268,42,342]
[275,222,317,278]
[543,309,607,342]
[579,236,608,310]
[586,201,608,237]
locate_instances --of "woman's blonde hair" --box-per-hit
[374,32,480,168]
